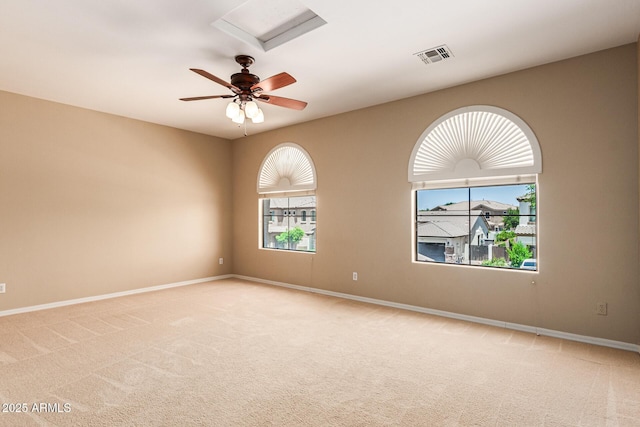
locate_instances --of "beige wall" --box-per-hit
[0,91,233,310]
[1,44,637,345]
[232,44,640,344]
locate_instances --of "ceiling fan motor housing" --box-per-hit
[231,72,260,101]
[232,55,260,100]
[231,71,260,91]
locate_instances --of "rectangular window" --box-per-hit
[262,196,316,252]
[415,184,536,270]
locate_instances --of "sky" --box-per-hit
[417,184,532,211]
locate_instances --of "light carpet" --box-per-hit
[0,279,639,426]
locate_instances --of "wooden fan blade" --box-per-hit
[179,95,234,101]
[190,68,240,93]
[256,94,307,110]
[251,72,296,92]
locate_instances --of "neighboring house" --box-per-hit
[431,200,516,232]
[416,210,490,263]
[515,196,536,254]
[264,196,316,250]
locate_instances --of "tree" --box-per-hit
[524,184,536,213]
[495,230,516,244]
[507,242,532,268]
[276,227,305,248]
[503,208,520,230]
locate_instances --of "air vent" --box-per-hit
[415,45,454,65]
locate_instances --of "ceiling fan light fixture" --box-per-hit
[232,109,246,124]
[225,101,240,119]
[252,108,265,124]
[244,101,259,118]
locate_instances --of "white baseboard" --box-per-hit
[233,274,640,354]
[0,275,233,318]
[3,273,637,354]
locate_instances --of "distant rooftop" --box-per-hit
[515,224,536,236]
[431,200,516,212]
[417,210,485,238]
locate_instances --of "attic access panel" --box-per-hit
[212,0,327,52]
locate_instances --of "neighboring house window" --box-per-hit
[408,106,542,270]
[311,211,316,222]
[257,143,317,253]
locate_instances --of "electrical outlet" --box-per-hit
[352,272,358,281]
[219,258,224,265]
[0,283,5,293]
[596,302,607,316]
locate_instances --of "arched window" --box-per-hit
[409,106,541,270]
[258,143,317,252]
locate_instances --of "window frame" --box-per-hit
[413,182,537,271]
[408,105,542,272]
[260,195,317,253]
[257,142,318,254]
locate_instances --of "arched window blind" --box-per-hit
[408,106,542,189]
[257,143,317,195]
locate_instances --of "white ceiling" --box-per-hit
[1,0,639,140]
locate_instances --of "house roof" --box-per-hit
[515,224,536,236]
[431,200,516,213]
[418,221,469,238]
[417,210,487,238]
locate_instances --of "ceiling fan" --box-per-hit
[180,55,307,125]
